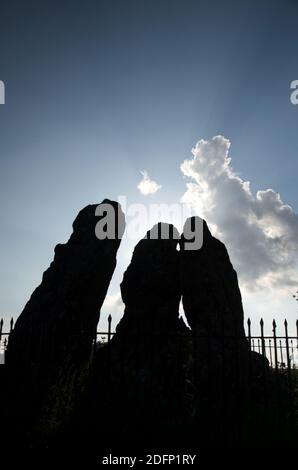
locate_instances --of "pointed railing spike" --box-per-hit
[247,318,252,352]
[260,318,266,358]
[108,314,112,342]
[273,319,278,370]
[0,318,3,343]
[284,318,291,372]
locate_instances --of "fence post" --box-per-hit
[273,320,278,371]
[290,340,294,362]
[108,314,112,343]
[247,318,251,349]
[279,340,284,366]
[269,340,273,367]
[284,319,294,442]
[260,318,266,358]
[259,317,269,435]
[284,320,291,371]
[272,320,281,442]
[0,318,3,343]
[247,318,252,377]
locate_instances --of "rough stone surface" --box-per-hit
[88,223,192,444]
[117,222,181,340]
[180,217,246,337]
[2,212,289,455]
[5,200,125,443]
[180,217,249,445]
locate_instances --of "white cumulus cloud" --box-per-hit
[181,135,298,291]
[137,170,162,195]
[103,292,123,309]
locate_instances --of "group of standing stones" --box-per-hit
[4,200,260,450]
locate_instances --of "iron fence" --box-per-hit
[1,315,298,370]
[0,314,297,448]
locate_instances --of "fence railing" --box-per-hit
[1,315,298,369]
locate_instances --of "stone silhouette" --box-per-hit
[117,222,181,339]
[180,217,246,337]
[2,207,294,458]
[88,223,192,447]
[5,200,125,445]
[180,217,250,446]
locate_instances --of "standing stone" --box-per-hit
[118,222,181,340]
[180,217,248,446]
[180,217,246,337]
[5,199,125,445]
[91,223,192,446]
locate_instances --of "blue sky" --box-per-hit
[0,0,298,335]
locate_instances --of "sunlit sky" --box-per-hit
[0,0,298,336]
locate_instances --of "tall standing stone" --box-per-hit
[180,217,248,445]
[5,199,125,445]
[91,223,191,445]
[118,222,181,340]
[180,217,246,337]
